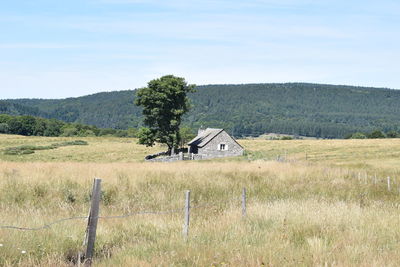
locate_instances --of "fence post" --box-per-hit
[183,190,190,241]
[387,176,391,191]
[84,178,102,266]
[242,188,247,217]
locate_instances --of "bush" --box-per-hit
[81,130,96,137]
[0,122,9,133]
[114,130,128,137]
[386,130,399,138]
[61,126,79,137]
[350,132,367,139]
[368,130,386,139]
[98,128,117,136]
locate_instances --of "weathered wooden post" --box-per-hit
[183,190,190,241]
[84,178,102,266]
[242,188,247,217]
[387,176,391,191]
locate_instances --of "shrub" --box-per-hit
[350,132,367,139]
[99,128,117,136]
[0,122,9,133]
[368,130,386,139]
[386,130,399,138]
[81,130,96,137]
[61,126,79,137]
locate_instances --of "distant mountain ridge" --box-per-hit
[2,83,400,138]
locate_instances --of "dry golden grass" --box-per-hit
[1,134,400,266]
[0,134,161,162]
[242,138,400,173]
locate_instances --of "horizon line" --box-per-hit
[2,81,398,101]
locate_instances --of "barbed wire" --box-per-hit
[0,216,88,231]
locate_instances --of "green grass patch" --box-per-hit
[3,140,88,155]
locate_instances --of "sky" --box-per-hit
[1,0,400,99]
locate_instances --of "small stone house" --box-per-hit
[188,128,244,159]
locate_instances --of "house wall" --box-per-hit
[197,131,244,159]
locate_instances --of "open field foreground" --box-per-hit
[1,135,400,266]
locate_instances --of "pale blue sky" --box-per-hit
[1,0,400,99]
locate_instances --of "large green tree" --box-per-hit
[135,75,195,153]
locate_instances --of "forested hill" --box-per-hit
[2,83,400,138]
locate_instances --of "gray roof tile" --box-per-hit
[187,128,224,147]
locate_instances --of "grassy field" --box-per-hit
[1,134,400,266]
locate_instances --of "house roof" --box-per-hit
[188,128,224,148]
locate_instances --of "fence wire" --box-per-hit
[0,208,185,231]
[0,196,242,231]
[0,216,88,231]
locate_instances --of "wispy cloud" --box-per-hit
[1,0,400,98]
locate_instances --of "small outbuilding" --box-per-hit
[188,128,244,159]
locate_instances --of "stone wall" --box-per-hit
[146,154,180,162]
[146,152,187,162]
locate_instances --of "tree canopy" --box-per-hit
[4,82,400,139]
[134,75,195,152]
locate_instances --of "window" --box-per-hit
[219,143,227,151]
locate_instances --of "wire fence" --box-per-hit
[0,172,397,232]
[1,173,397,264]
[0,179,243,266]
[0,216,89,231]
[0,197,241,231]
[1,172,397,232]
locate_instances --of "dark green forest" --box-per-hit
[2,83,400,138]
[0,114,138,137]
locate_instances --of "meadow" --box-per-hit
[1,134,400,266]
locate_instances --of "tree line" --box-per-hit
[2,83,400,139]
[0,113,197,143]
[0,114,138,137]
[346,130,400,139]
